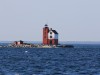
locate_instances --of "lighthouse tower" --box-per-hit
[43,24,49,45]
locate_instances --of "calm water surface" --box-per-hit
[0,45,100,75]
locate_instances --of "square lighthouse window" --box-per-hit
[50,36,52,38]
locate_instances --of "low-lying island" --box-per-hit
[0,40,74,48]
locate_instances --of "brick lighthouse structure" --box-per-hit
[43,24,49,45]
[43,24,58,45]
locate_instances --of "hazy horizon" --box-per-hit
[1,41,100,45]
[0,0,100,41]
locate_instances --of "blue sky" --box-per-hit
[0,0,100,41]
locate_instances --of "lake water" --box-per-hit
[0,44,100,75]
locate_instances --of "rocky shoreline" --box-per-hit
[0,41,74,48]
[0,44,74,48]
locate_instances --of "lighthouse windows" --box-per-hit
[50,36,52,38]
[50,32,52,34]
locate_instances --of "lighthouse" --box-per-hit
[43,24,58,45]
[43,24,49,45]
